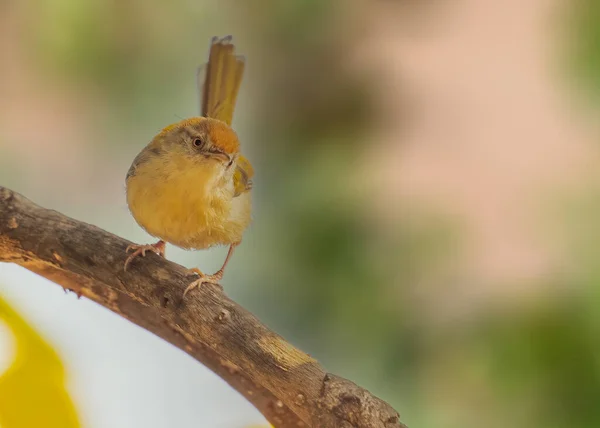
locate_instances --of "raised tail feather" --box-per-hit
[198,36,245,126]
[198,36,253,196]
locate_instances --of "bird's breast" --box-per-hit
[126,158,251,249]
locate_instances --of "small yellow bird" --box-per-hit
[124,36,253,296]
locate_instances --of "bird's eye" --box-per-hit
[193,138,203,147]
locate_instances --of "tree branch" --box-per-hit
[0,186,406,428]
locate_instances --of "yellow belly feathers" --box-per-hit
[126,155,251,250]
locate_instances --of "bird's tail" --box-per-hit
[198,36,245,126]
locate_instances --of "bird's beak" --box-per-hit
[205,150,230,163]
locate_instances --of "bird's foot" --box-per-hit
[124,240,166,271]
[183,268,223,297]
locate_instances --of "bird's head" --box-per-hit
[152,117,240,169]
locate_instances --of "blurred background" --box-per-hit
[1,0,600,427]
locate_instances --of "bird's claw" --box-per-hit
[124,241,166,271]
[183,268,223,297]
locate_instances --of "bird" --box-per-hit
[124,36,253,296]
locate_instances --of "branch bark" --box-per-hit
[0,186,406,428]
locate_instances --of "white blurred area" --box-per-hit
[0,266,267,428]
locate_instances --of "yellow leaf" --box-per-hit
[0,293,80,428]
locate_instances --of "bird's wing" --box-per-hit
[233,154,254,197]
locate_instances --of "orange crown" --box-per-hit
[159,117,240,154]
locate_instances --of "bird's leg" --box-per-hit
[184,242,240,297]
[124,240,166,271]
